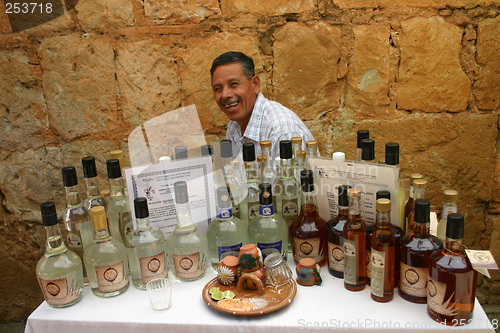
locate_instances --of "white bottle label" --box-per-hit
[95,261,128,293]
[173,252,206,280]
[282,199,298,218]
[343,240,357,285]
[370,249,386,297]
[327,242,344,272]
[139,251,168,284]
[39,277,81,306]
[66,232,83,249]
[400,262,428,297]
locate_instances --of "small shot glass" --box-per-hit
[146,277,172,311]
[263,253,293,287]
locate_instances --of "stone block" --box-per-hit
[221,0,315,16]
[144,0,220,23]
[76,0,134,31]
[396,17,471,112]
[332,0,499,9]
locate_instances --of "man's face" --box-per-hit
[211,62,260,130]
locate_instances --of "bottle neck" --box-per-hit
[44,224,67,255]
[348,196,361,218]
[93,227,112,242]
[217,206,233,220]
[84,177,102,197]
[108,177,125,198]
[338,205,348,217]
[280,158,293,178]
[414,187,426,200]
[175,202,194,227]
[375,211,391,229]
[136,217,152,230]
[292,144,303,166]
[445,237,463,254]
[301,189,318,208]
[244,162,259,182]
[64,185,83,206]
[412,222,430,235]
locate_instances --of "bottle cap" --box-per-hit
[257,155,263,163]
[174,181,189,204]
[82,156,97,178]
[216,186,231,208]
[159,156,171,163]
[414,199,430,224]
[410,173,424,185]
[305,140,317,149]
[220,140,233,158]
[446,213,464,239]
[174,145,188,160]
[376,198,391,212]
[347,188,361,198]
[90,206,108,230]
[413,179,427,188]
[201,145,213,156]
[134,197,149,219]
[40,201,58,227]
[280,140,292,159]
[259,183,273,206]
[242,143,256,162]
[291,137,302,145]
[260,140,271,149]
[300,169,314,192]
[106,159,122,179]
[101,189,110,198]
[385,142,400,165]
[443,189,458,202]
[361,139,375,161]
[62,166,78,187]
[338,185,352,206]
[332,152,345,161]
[376,190,391,200]
[357,130,369,148]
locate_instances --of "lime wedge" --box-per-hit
[209,287,220,295]
[211,290,225,301]
[223,290,235,299]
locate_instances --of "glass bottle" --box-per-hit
[260,140,277,189]
[36,202,84,308]
[406,178,427,234]
[291,137,305,182]
[82,156,107,212]
[85,206,129,297]
[427,213,478,325]
[343,188,367,291]
[356,130,369,161]
[385,142,406,231]
[399,199,443,303]
[361,138,375,163]
[166,181,209,281]
[276,140,300,231]
[249,183,289,260]
[240,143,260,226]
[61,166,93,285]
[289,170,327,266]
[207,186,248,269]
[126,197,168,290]
[305,140,319,169]
[220,140,242,219]
[404,173,424,228]
[436,190,459,241]
[370,198,395,302]
[326,185,351,278]
[174,145,188,160]
[106,159,132,246]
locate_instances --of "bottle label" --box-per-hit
[427,277,459,316]
[217,207,233,220]
[343,239,357,285]
[259,204,274,217]
[173,252,206,280]
[399,262,428,297]
[294,237,324,263]
[66,232,83,249]
[282,198,298,218]
[327,241,344,272]
[39,277,81,306]
[257,240,282,259]
[139,251,168,284]
[370,249,386,297]
[248,203,260,220]
[95,261,128,293]
[217,243,242,261]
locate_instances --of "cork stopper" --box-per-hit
[260,140,271,149]
[306,140,317,149]
[443,189,458,202]
[413,179,427,189]
[347,188,361,198]
[376,198,391,212]
[90,206,108,230]
[291,137,302,145]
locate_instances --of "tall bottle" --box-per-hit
[436,190,458,241]
[356,130,369,161]
[36,202,84,308]
[260,140,277,189]
[82,157,107,212]
[207,186,248,269]
[220,140,242,219]
[327,185,351,278]
[427,213,478,325]
[404,173,424,226]
[166,181,209,281]
[85,206,129,297]
[399,199,443,303]
[385,142,406,231]
[343,188,367,291]
[126,197,168,290]
[106,159,132,246]
[240,143,260,226]
[406,178,427,234]
[289,170,327,266]
[291,137,305,182]
[276,140,300,230]
[249,183,289,260]
[305,140,319,169]
[371,198,395,302]
[61,166,93,285]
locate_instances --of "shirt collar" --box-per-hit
[243,93,265,142]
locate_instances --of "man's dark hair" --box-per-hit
[210,51,255,80]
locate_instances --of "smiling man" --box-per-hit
[210,51,315,160]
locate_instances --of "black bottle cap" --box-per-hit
[338,185,352,206]
[300,169,314,192]
[106,159,122,179]
[280,140,292,159]
[414,199,431,224]
[62,166,78,187]
[40,201,58,227]
[357,130,370,148]
[220,140,233,158]
[259,183,273,206]
[242,143,256,162]
[174,145,188,160]
[82,156,97,178]
[361,139,375,161]
[201,145,213,156]
[174,181,189,204]
[216,186,231,208]
[134,197,149,219]
[385,142,400,166]
[446,213,464,239]
[376,190,391,200]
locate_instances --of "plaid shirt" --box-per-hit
[226,93,315,160]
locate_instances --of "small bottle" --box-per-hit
[356,130,369,161]
[399,199,443,303]
[404,173,424,226]
[174,145,188,160]
[427,213,478,325]
[343,188,367,291]
[106,159,132,246]
[220,140,242,219]
[327,184,351,278]
[166,181,209,281]
[361,138,375,163]
[85,206,129,297]
[305,140,319,169]
[126,197,168,290]
[82,157,107,212]
[406,178,427,234]
[291,137,305,182]
[259,140,277,189]
[240,143,260,226]
[276,140,300,231]
[36,202,84,308]
[370,198,395,302]
[289,170,327,266]
[248,183,289,260]
[436,190,459,241]
[385,142,406,231]
[207,186,248,269]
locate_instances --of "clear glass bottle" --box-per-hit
[240,143,260,226]
[327,185,351,278]
[106,159,132,246]
[260,140,277,189]
[166,181,209,281]
[85,206,129,297]
[370,198,395,302]
[427,213,478,325]
[305,140,319,169]
[356,130,369,161]
[61,166,93,285]
[220,140,242,219]
[82,156,107,212]
[399,199,443,303]
[343,188,367,291]
[385,142,406,231]
[36,202,84,308]
[289,170,327,266]
[249,183,289,260]
[276,140,300,231]
[406,178,427,234]
[126,197,168,290]
[207,186,248,269]
[291,137,305,182]
[437,190,459,241]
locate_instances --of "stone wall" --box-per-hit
[0,0,499,324]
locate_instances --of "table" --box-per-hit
[25,260,495,333]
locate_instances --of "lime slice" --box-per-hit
[209,287,220,295]
[211,290,224,301]
[223,290,235,299]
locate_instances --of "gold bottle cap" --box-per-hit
[410,173,424,184]
[90,206,108,230]
[306,140,317,149]
[291,137,302,144]
[260,140,271,148]
[100,189,110,198]
[257,155,263,163]
[376,198,391,212]
[301,150,306,158]
[347,188,361,198]
[443,189,458,202]
[413,179,427,188]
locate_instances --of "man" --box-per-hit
[210,51,315,160]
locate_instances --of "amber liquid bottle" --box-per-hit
[327,185,351,278]
[399,199,443,303]
[427,213,478,326]
[289,170,327,267]
[343,188,367,291]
